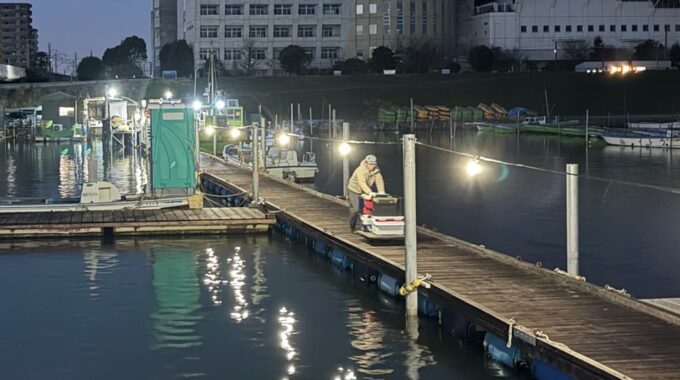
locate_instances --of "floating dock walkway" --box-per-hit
[0,207,273,238]
[200,154,680,380]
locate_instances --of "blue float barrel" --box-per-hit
[378,273,401,297]
[483,333,523,368]
[531,359,573,380]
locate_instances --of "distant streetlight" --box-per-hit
[276,133,291,147]
[192,100,203,111]
[164,90,173,100]
[215,99,226,110]
[338,142,351,156]
[205,125,215,136]
[107,88,118,98]
[229,127,242,139]
[466,158,482,177]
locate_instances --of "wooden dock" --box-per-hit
[201,154,680,380]
[0,207,273,238]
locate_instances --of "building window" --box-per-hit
[532,25,538,33]
[322,24,341,37]
[224,49,242,61]
[410,0,416,34]
[274,4,292,15]
[554,25,561,32]
[621,25,627,32]
[321,47,339,59]
[249,25,267,38]
[225,26,243,38]
[200,25,218,38]
[225,5,243,15]
[249,4,268,15]
[396,0,404,34]
[599,25,605,32]
[200,4,219,16]
[643,24,649,32]
[369,3,377,14]
[303,47,315,59]
[676,25,680,32]
[610,25,615,32]
[577,25,582,32]
[356,4,363,14]
[632,24,638,32]
[654,24,659,32]
[588,25,594,32]
[369,24,377,35]
[323,4,341,15]
[422,1,427,34]
[356,24,364,35]
[252,48,266,60]
[298,25,315,37]
[665,24,670,32]
[59,107,75,117]
[199,48,212,61]
[544,25,549,32]
[383,0,391,34]
[299,4,316,15]
[356,49,363,58]
[274,25,292,37]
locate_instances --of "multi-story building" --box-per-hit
[156,0,455,76]
[0,3,38,68]
[457,0,680,62]
[152,0,179,76]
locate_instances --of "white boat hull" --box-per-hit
[602,135,680,148]
[0,197,189,214]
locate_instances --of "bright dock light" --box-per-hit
[466,158,482,177]
[205,126,216,136]
[338,142,351,156]
[276,133,291,147]
[229,127,242,139]
[192,100,203,111]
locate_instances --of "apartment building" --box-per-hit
[0,3,38,68]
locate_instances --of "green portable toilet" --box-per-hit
[148,102,196,196]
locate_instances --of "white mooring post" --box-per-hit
[566,163,579,276]
[342,122,350,198]
[252,121,260,203]
[403,134,418,316]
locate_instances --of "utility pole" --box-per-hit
[566,164,579,276]
[403,134,418,317]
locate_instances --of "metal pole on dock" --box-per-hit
[195,117,201,171]
[342,122,350,198]
[403,134,418,317]
[252,121,260,203]
[566,163,579,276]
[332,109,337,139]
[328,104,332,140]
[585,109,590,146]
[290,103,294,129]
[261,119,267,171]
[212,130,217,156]
[410,98,414,133]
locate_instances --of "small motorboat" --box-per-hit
[0,181,189,213]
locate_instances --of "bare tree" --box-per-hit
[560,40,589,61]
[239,39,257,76]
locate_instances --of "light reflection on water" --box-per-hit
[0,237,521,379]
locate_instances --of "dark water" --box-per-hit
[310,129,680,299]
[0,236,518,380]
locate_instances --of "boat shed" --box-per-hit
[40,92,78,128]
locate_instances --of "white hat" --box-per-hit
[365,154,377,164]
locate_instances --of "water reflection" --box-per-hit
[82,248,119,299]
[228,247,249,322]
[202,248,225,306]
[404,318,435,380]
[278,306,298,379]
[346,302,392,377]
[150,248,202,349]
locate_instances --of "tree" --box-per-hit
[159,40,194,77]
[338,58,368,74]
[26,51,51,82]
[278,45,311,75]
[102,35,148,78]
[468,45,494,72]
[239,39,257,76]
[670,43,680,67]
[633,40,665,61]
[77,56,105,81]
[590,36,617,61]
[369,46,397,73]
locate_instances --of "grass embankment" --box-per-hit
[146,71,680,121]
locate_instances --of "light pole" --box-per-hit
[566,164,579,276]
[402,134,418,317]
[252,122,260,203]
[342,122,350,198]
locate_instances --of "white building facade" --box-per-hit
[160,0,454,75]
[457,0,680,61]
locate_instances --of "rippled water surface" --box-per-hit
[0,236,521,379]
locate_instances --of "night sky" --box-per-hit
[30,0,151,69]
